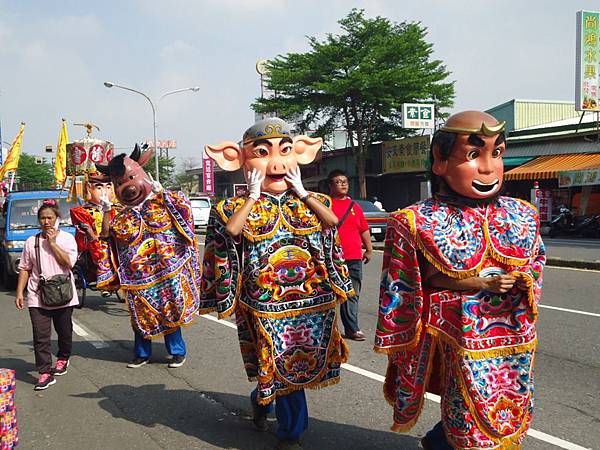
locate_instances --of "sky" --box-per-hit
[0,0,598,169]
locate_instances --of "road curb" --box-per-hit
[372,243,600,270]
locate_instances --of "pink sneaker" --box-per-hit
[34,373,56,390]
[52,359,69,376]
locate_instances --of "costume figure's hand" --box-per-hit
[147,173,163,194]
[481,274,516,294]
[284,166,308,199]
[100,192,113,213]
[79,223,97,240]
[246,168,264,201]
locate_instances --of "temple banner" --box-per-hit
[66,139,114,176]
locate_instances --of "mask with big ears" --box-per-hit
[432,111,506,200]
[205,117,323,194]
[95,144,154,206]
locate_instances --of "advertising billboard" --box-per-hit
[576,10,600,111]
[382,135,431,174]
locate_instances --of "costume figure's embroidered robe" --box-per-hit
[200,190,353,404]
[97,190,209,338]
[70,204,116,278]
[375,196,545,450]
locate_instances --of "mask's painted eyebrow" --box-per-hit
[467,134,485,147]
[279,137,293,145]
[494,134,506,146]
[252,139,273,148]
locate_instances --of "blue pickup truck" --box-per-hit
[0,190,76,288]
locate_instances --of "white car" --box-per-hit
[189,196,212,228]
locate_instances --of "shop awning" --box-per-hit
[504,153,600,180]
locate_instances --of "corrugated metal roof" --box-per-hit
[514,100,579,130]
[504,153,600,180]
[505,139,600,157]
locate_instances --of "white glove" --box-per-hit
[284,166,308,199]
[147,173,163,194]
[100,192,112,213]
[246,168,264,201]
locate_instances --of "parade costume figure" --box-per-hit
[95,146,207,367]
[201,118,353,449]
[375,111,545,450]
[69,172,116,283]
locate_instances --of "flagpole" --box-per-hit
[9,171,15,192]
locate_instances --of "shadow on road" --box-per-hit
[0,357,37,384]
[74,385,420,450]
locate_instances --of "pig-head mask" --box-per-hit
[96,144,153,206]
[205,117,322,194]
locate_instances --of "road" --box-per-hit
[0,249,598,450]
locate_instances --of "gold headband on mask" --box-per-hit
[440,120,506,137]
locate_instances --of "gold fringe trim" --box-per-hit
[426,326,537,359]
[373,320,423,355]
[402,208,485,280]
[237,298,338,320]
[482,222,528,268]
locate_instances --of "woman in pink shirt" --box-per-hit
[15,199,78,390]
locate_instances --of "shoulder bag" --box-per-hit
[337,201,356,228]
[35,233,73,307]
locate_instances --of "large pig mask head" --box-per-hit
[96,144,153,206]
[204,117,322,194]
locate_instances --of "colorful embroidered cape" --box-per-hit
[200,190,354,404]
[70,204,116,276]
[0,369,17,449]
[375,196,545,450]
[97,190,208,338]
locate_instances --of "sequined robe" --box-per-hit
[200,190,353,404]
[375,196,545,450]
[97,190,208,338]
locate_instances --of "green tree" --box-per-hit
[14,153,54,190]
[253,9,455,198]
[172,157,200,195]
[147,155,176,187]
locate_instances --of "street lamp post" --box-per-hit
[103,82,200,183]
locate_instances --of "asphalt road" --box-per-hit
[0,250,598,450]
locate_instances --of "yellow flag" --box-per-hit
[0,122,25,180]
[55,119,69,185]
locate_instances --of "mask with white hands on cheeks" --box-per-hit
[205,117,322,196]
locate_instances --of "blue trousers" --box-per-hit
[423,421,453,450]
[134,328,186,358]
[251,389,308,441]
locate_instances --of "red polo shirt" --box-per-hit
[331,197,369,260]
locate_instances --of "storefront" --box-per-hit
[504,153,600,219]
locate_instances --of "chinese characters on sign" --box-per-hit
[143,140,177,149]
[66,139,114,176]
[401,103,435,129]
[530,189,553,222]
[382,135,431,174]
[559,169,600,187]
[576,10,600,111]
[202,157,214,195]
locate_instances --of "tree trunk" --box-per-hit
[356,154,367,199]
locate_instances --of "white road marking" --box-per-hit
[72,319,110,349]
[539,304,600,318]
[546,265,600,273]
[199,313,591,450]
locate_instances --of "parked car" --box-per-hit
[354,200,390,242]
[189,196,212,228]
[0,190,76,289]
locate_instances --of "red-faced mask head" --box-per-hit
[431,111,506,200]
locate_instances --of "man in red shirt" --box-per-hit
[328,170,373,341]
